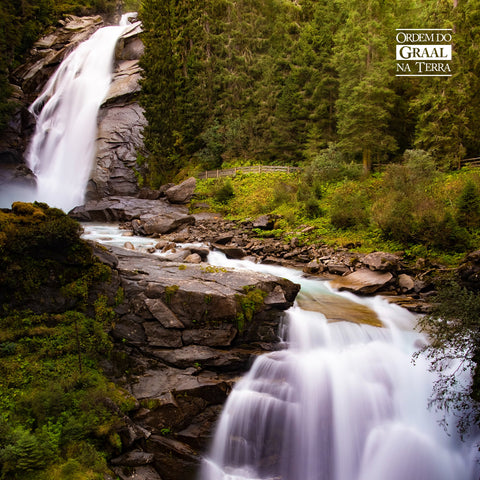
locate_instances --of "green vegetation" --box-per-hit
[415,279,480,436]
[235,286,268,333]
[0,203,134,479]
[138,0,480,185]
[194,153,480,265]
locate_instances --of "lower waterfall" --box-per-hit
[199,253,480,480]
[24,14,137,212]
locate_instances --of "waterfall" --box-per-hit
[25,13,137,212]
[199,252,480,480]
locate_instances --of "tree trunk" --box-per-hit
[362,148,372,173]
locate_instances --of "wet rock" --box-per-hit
[331,269,393,294]
[142,214,195,235]
[296,291,382,327]
[165,177,197,204]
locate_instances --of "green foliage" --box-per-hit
[214,179,235,204]
[235,286,268,332]
[0,204,134,479]
[415,279,480,434]
[457,179,480,229]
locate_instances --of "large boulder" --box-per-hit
[69,197,194,233]
[330,269,393,295]
[165,177,197,204]
[362,252,402,272]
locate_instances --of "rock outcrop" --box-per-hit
[96,244,299,480]
[87,20,146,199]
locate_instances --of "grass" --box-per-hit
[193,165,480,268]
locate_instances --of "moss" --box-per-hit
[164,285,179,304]
[235,286,268,332]
[0,203,135,479]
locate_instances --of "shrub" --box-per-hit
[214,179,235,204]
[329,183,369,230]
[457,179,480,229]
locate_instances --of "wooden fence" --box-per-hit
[460,157,480,168]
[197,165,300,180]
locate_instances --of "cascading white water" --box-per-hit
[25,14,137,212]
[199,252,480,480]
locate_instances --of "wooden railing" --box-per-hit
[197,165,300,180]
[460,157,480,168]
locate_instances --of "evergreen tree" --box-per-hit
[333,0,398,171]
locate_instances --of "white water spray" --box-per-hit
[199,252,480,480]
[25,14,137,212]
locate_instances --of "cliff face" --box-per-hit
[87,20,146,200]
[99,244,299,480]
[0,15,145,201]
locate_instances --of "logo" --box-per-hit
[396,29,452,77]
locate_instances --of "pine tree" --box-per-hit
[333,0,399,172]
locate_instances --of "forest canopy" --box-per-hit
[138,0,480,185]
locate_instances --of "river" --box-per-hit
[83,223,480,480]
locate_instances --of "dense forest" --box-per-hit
[138,0,480,185]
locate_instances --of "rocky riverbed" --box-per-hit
[71,177,463,316]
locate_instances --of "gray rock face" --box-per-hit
[95,244,300,480]
[88,21,145,199]
[69,197,194,236]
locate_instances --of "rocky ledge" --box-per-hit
[94,243,299,480]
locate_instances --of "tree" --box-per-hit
[333,0,398,172]
[415,279,480,435]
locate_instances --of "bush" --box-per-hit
[329,183,369,230]
[214,179,235,204]
[457,179,480,229]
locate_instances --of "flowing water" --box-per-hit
[23,14,138,212]
[199,252,480,480]
[81,225,480,479]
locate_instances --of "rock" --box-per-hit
[398,273,415,293]
[303,259,326,274]
[330,269,393,294]
[296,291,382,327]
[165,177,197,204]
[87,23,145,199]
[212,244,246,259]
[184,253,202,263]
[88,102,146,199]
[143,322,183,348]
[142,214,195,235]
[69,197,193,227]
[113,466,163,480]
[327,264,350,275]
[111,450,155,467]
[110,246,299,329]
[182,325,237,347]
[144,298,185,329]
[124,242,135,250]
[252,214,275,230]
[188,247,209,261]
[362,252,402,272]
[212,233,234,245]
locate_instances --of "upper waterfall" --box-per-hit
[25,13,137,212]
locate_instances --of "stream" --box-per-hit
[83,223,480,480]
